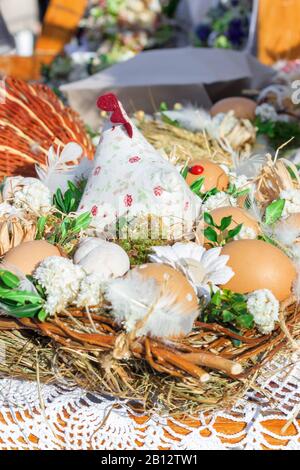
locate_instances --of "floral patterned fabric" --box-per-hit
[79,99,201,237]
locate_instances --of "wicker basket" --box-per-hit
[0,295,297,416]
[0,77,94,178]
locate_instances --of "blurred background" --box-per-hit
[0,0,299,83]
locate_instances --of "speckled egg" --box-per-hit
[135,263,198,315]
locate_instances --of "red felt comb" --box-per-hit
[97,93,133,138]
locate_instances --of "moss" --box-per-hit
[117,238,170,265]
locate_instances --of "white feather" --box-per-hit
[105,271,198,338]
[232,152,268,178]
[244,185,263,222]
[273,220,300,246]
[162,105,212,133]
[36,142,94,194]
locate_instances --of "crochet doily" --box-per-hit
[0,354,299,450]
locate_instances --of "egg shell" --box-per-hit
[210,97,257,120]
[185,159,229,192]
[4,240,61,275]
[135,263,198,315]
[74,237,130,278]
[221,239,296,301]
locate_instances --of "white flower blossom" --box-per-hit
[255,103,278,122]
[234,225,257,241]
[13,180,52,215]
[280,189,300,218]
[33,256,85,315]
[150,242,234,295]
[76,273,104,308]
[202,191,237,212]
[247,289,279,334]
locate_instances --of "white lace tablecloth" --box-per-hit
[0,355,299,450]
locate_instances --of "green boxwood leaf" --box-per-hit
[265,199,285,225]
[220,216,232,231]
[37,309,48,322]
[204,212,215,226]
[227,223,243,239]
[222,310,235,322]
[211,291,221,306]
[236,314,254,329]
[204,226,218,243]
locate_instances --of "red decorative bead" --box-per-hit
[189,164,205,175]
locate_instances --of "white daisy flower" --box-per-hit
[247,289,279,334]
[149,242,234,295]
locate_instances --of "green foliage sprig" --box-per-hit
[203,212,243,247]
[37,212,92,247]
[53,181,86,215]
[201,289,254,332]
[188,176,220,200]
[255,116,300,151]
[36,180,91,251]
[227,182,250,199]
[0,270,46,321]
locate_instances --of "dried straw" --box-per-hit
[138,120,234,167]
[0,296,298,417]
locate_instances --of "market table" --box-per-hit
[0,354,299,450]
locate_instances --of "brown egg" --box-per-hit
[4,240,62,275]
[185,159,229,192]
[221,239,296,301]
[210,97,257,120]
[135,263,198,316]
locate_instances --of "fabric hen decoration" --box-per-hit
[79,93,201,238]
